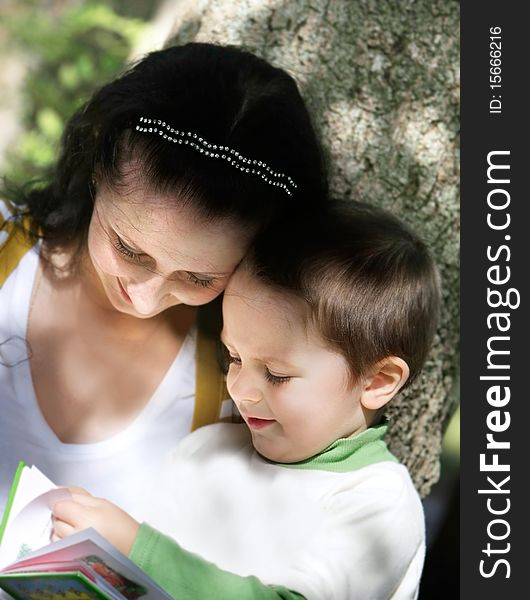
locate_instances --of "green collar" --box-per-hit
[272,424,398,473]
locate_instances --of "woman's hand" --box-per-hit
[52,487,140,556]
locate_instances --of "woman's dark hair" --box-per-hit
[244,201,441,388]
[4,43,327,253]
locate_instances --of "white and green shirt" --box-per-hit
[133,422,425,599]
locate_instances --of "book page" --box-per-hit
[0,488,72,568]
[7,465,56,523]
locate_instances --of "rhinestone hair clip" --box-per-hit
[135,117,297,196]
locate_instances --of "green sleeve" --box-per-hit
[129,523,306,600]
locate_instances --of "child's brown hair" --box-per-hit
[245,201,441,388]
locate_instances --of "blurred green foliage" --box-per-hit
[3,1,147,185]
[443,405,460,456]
[441,404,460,478]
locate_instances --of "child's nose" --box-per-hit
[228,367,263,406]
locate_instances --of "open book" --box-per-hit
[0,462,172,599]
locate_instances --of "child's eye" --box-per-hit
[187,272,215,288]
[227,355,242,366]
[264,370,291,385]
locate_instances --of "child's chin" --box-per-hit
[250,436,306,464]
[250,435,281,462]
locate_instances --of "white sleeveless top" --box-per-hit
[0,239,197,520]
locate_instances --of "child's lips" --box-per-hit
[246,417,275,430]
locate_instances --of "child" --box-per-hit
[52,202,441,599]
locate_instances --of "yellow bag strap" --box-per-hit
[192,297,229,431]
[0,216,35,287]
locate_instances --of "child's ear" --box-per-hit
[360,357,410,411]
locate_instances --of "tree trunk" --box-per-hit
[164,0,459,497]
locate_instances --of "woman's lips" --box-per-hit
[247,417,275,430]
[117,278,132,303]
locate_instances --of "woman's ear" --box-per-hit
[360,357,410,411]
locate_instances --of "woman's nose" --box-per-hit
[126,275,170,315]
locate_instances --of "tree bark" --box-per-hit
[165,0,460,497]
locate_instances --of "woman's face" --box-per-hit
[86,179,254,319]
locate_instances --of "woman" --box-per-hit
[0,42,327,517]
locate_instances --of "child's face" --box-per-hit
[222,269,368,463]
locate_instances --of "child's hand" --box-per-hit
[52,487,140,556]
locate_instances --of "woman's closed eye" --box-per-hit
[114,234,216,288]
[113,235,145,262]
[186,272,215,288]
